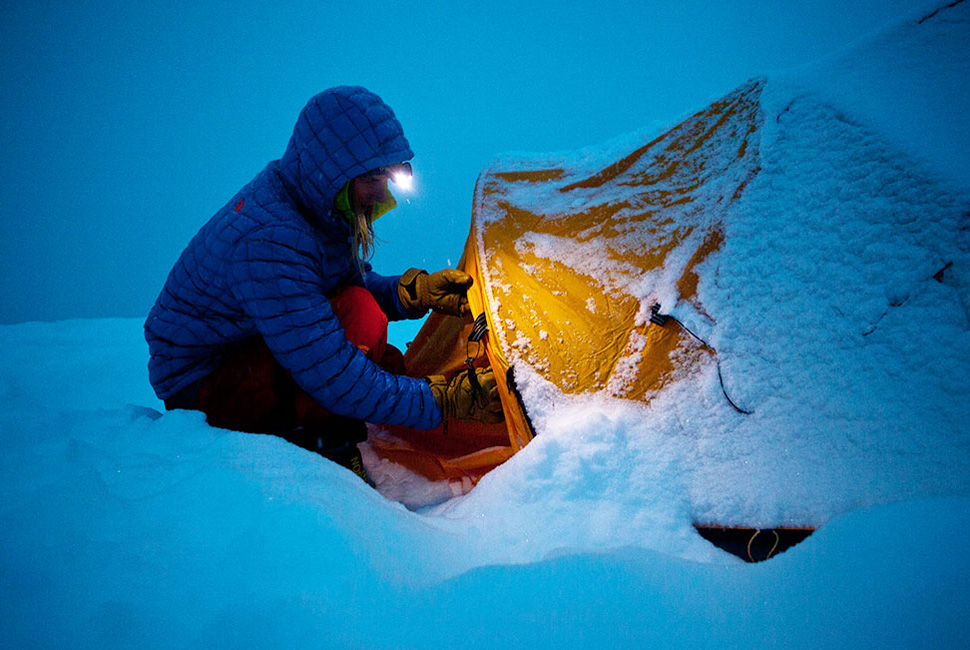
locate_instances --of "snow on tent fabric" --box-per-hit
[367,81,764,496]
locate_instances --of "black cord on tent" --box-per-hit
[652,303,752,416]
[919,0,965,25]
[469,313,489,345]
[716,364,752,415]
[459,313,492,412]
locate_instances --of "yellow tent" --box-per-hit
[370,79,765,489]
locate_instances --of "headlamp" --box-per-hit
[383,162,413,191]
[366,161,413,190]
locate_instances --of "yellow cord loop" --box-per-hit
[747,529,781,562]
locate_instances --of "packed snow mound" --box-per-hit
[785,0,970,186]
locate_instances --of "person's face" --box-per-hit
[350,172,389,214]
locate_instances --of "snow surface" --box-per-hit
[1,319,969,648]
[3,2,970,647]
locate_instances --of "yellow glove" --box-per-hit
[399,268,473,317]
[426,367,505,424]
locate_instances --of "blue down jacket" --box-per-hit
[145,87,441,430]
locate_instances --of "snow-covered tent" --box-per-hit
[369,79,763,488]
[368,79,822,558]
[366,0,970,540]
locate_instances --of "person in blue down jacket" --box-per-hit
[145,87,503,479]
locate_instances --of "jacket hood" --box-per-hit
[278,86,413,225]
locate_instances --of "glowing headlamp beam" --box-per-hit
[391,170,413,191]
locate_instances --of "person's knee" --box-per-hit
[330,286,388,354]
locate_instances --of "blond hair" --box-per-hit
[350,206,376,271]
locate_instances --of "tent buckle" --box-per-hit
[465,313,489,366]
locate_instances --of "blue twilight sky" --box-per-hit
[0,0,918,347]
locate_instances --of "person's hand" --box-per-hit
[398,268,473,317]
[426,367,505,424]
